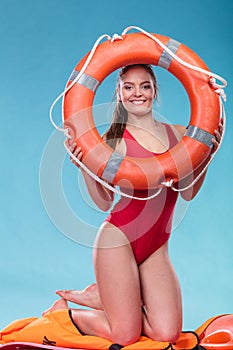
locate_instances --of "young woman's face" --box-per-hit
[118,66,156,117]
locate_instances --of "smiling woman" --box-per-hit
[46,63,185,345]
[40,59,223,347]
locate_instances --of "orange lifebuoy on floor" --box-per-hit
[1,312,232,349]
[63,32,220,189]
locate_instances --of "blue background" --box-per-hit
[0,0,232,331]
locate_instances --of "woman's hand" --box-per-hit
[69,142,83,167]
[67,141,114,210]
[212,120,224,153]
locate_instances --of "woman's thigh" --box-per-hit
[139,242,182,342]
[93,222,142,338]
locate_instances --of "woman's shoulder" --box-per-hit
[171,124,186,138]
[115,138,126,155]
[162,123,186,141]
[102,132,126,155]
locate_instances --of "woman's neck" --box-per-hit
[127,112,155,130]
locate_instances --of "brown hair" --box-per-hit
[104,64,158,149]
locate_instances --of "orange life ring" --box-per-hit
[63,32,220,189]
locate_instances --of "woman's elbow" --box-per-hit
[98,204,112,212]
[96,199,114,212]
[181,189,195,201]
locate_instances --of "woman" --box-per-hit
[44,64,222,346]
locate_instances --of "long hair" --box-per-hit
[104,64,158,149]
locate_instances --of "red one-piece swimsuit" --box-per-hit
[105,124,179,265]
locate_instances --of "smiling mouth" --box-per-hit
[130,100,146,105]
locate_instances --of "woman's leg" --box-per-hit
[71,222,142,346]
[42,298,68,316]
[56,284,103,310]
[139,242,182,343]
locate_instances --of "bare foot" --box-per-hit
[42,298,68,316]
[56,283,103,310]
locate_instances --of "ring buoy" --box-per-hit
[63,32,220,189]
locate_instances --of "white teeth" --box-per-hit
[131,100,145,105]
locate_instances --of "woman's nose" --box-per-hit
[134,86,142,96]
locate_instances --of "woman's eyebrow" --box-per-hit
[122,80,151,85]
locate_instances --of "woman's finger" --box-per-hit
[219,122,223,136]
[69,142,76,152]
[73,147,81,156]
[70,146,83,166]
[214,130,221,143]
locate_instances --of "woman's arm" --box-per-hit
[69,143,115,212]
[174,122,223,201]
[178,157,209,201]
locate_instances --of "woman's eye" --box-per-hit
[124,85,133,90]
[142,84,151,90]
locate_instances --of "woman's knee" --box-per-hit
[148,324,181,343]
[157,328,180,343]
[111,322,141,346]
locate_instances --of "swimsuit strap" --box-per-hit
[163,123,180,149]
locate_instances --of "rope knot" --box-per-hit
[110,33,123,42]
[161,179,174,188]
[209,77,227,102]
[215,88,227,102]
[64,127,72,140]
[209,77,218,89]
